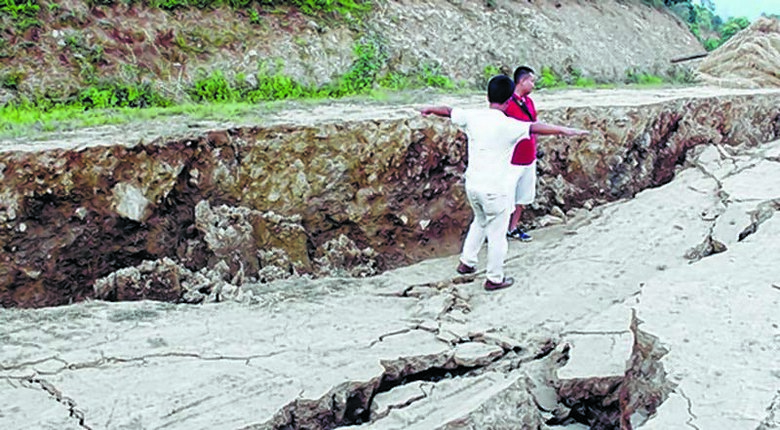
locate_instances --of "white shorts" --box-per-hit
[510,160,536,206]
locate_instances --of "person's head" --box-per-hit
[487,75,515,108]
[513,66,535,96]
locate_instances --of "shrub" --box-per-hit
[703,37,721,51]
[537,66,563,88]
[419,63,454,89]
[248,69,309,101]
[0,0,40,19]
[189,70,239,102]
[1,70,25,90]
[567,67,596,87]
[78,82,171,109]
[377,72,409,90]
[1,0,41,30]
[330,39,386,96]
[480,64,502,87]
[625,68,664,85]
[573,76,596,87]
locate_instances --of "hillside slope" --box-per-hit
[0,0,702,104]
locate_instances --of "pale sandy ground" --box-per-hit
[1,136,778,427]
[2,86,780,153]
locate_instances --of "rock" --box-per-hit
[550,205,567,221]
[314,234,378,278]
[0,88,14,106]
[194,200,260,276]
[93,257,186,302]
[583,200,594,211]
[111,182,152,222]
[537,214,565,227]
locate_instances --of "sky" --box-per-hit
[708,0,780,19]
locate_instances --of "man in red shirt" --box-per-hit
[505,66,544,241]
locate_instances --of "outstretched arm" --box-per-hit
[419,106,453,118]
[530,122,589,136]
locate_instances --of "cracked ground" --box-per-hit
[2,140,780,429]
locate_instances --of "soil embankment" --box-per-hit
[1,86,779,308]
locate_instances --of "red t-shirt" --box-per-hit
[505,94,537,165]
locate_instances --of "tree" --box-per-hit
[720,16,750,40]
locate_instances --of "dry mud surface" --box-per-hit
[1,86,779,428]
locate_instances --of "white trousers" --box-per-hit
[460,186,512,283]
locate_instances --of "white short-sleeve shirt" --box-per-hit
[451,107,531,194]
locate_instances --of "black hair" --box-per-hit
[487,75,515,104]
[513,66,535,83]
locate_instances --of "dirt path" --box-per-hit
[2,85,779,153]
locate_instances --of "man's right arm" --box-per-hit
[529,122,589,136]
[419,106,453,118]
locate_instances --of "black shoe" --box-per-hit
[456,262,476,274]
[484,277,514,291]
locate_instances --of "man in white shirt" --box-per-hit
[420,75,587,291]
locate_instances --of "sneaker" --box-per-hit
[456,262,476,274]
[484,277,514,291]
[507,227,533,242]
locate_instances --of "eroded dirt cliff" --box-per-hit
[1,86,778,308]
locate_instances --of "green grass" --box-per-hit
[0,85,480,139]
[0,101,270,138]
[626,70,666,86]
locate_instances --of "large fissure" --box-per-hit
[547,311,676,430]
[249,311,675,430]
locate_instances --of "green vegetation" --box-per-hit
[0,99,272,138]
[0,0,41,30]
[626,69,664,85]
[1,70,25,90]
[329,40,386,96]
[537,66,564,89]
[1,0,370,36]
[27,0,368,17]
[481,65,501,82]
[0,35,458,136]
[634,1,754,51]
[528,65,690,90]
[566,67,596,88]
[78,82,172,109]
[249,64,310,100]
[419,64,455,89]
